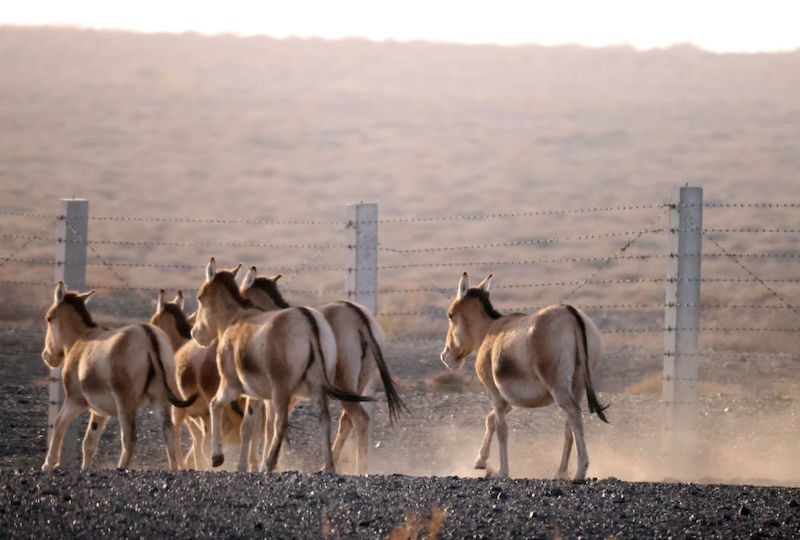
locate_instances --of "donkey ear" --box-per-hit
[77,289,95,304]
[477,273,493,293]
[54,281,67,304]
[156,289,166,313]
[270,273,282,283]
[206,257,217,282]
[231,263,243,279]
[241,266,257,291]
[457,272,469,300]
[174,290,185,310]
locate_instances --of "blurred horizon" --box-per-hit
[2,0,800,54]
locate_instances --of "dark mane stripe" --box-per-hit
[62,293,97,327]
[466,288,502,319]
[163,303,192,340]
[215,272,261,310]
[252,277,291,309]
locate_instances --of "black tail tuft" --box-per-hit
[296,306,375,404]
[359,329,408,424]
[341,300,408,425]
[323,383,376,403]
[587,390,610,424]
[563,305,609,424]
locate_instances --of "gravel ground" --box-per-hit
[3,326,800,538]
[3,469,800,539]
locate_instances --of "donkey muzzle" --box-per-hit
[440,348,456,371]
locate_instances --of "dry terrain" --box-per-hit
[1,26,800,537]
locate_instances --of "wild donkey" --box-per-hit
[440,273,608,482]
[191,258,373,472]
[41,281,197,470]
[149,290,248,470]
[240,267,406,474]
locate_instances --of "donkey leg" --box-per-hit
[316,391,335,473]
[260,401,276,471]
[340,402,369,475]
[263,391,291,473]
[117,408,138,469]
[331,411,353,466]
[172,406,189,470]
[184,418,205,470]
[238,397,261,472]
[43,399,86,470]
[81,412,109,470]
[248,401,266,472]
[556,420,574,480]
[488,402,511,479]
[474,410,496,470]
[552,389,589,482]
[156,403,179,471]
[209,384,240,468]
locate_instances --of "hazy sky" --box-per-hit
[3,0,799,53]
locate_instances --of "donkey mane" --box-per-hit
[62,293,97,328]
[252,277,291,309]
[215,272,260,310]
[163,303,192,340]
[466,288,502,320]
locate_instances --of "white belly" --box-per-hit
[496,375,554,408]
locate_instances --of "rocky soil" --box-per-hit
[2,326,800,538]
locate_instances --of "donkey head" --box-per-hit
[240,266,289,311]
[42,281,95,368]
[440,272,496,371]
[150,289,192,352]
[192,257,245,346]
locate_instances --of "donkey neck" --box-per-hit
[60,309,100,350]
[469,309,502,350]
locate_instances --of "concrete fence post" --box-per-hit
[662,186,702,464]
[49,198,88,467]
[345,203,378,315]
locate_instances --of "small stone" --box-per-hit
[739,504,751,516]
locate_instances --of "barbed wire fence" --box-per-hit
[2,196,799,355]
[1,189,800,457]
[1,189,799,478]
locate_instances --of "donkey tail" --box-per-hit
[563,305,609,423]
[142,325,199,409]
[340,301,408,424]
[296,307,376,403]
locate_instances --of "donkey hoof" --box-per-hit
[571,477,587,485]
[212,454,225,468]
[486,467,508,479]
[474,458,487,470]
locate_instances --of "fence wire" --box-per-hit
[3,200,799,370]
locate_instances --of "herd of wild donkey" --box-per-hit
[41,257,608,482]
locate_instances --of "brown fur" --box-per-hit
[240,269,405,474]
[42,282,193,471]
[149,291,243,470]
[441,273,606,482]
[193,259,372,473]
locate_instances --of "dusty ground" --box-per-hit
[2,326,799,484]
[2,28,800,537]
[2,327,800,537]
